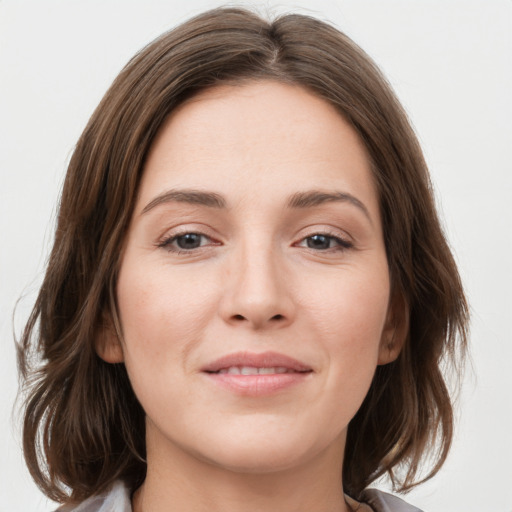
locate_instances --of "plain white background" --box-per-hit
[1,1,511,511]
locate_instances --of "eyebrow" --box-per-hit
[141,188,372,223]
[286,190,372,223]
[141,189,226,214]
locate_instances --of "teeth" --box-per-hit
[219,366,293,375]
[240,366,259,375]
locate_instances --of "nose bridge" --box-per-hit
[220,232,293,328]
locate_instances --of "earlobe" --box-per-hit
[95,315,124,363]
[377,330,403,365]
[378,293,408,366]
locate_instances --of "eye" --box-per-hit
[159,232,214,252]
[297,233,353,251]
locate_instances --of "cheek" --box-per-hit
[119,258,212,333]
[301,264,390,389]
[115,264,208,420]
[115,260,222,376]
[304,266,390,345]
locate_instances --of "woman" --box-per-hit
[18,7,468,512]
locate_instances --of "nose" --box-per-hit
[218,241,295,330]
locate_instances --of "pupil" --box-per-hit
[307,235,330,250]
[177,233,201,249]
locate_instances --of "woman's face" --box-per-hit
[100,81,398,475]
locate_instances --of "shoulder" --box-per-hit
[359,488,424,512]
[55,481,132,512]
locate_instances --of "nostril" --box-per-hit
[228,313,288,325]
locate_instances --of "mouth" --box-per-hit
[201,351,313,396]
[202,350,313,373]
[210,366,309,375]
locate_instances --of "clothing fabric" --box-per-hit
[56,481,130,512]
[56,480,424,512]
[360,488,424,512]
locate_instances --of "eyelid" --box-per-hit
[154,224,354,254]
[155,225,221,253]
[295,225,353,242]
[293,227,354,252]
[297,235,352,250]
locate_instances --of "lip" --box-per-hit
[202,351,312,373]
[201,351,313,396]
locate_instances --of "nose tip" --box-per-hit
[218,254,295,330]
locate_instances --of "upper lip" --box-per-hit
[202,351,312,373]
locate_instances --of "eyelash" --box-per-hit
[157,230,353,255]
[296,232,353,252]
[157,231,218,255]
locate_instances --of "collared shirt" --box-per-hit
[57,480,424,512]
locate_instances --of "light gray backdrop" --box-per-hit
[1,1,511,511]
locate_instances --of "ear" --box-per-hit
[378,292,409,365]
[95,312,124,363]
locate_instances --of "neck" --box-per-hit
[132,425,352,512]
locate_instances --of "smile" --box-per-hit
[201,350,312,373]
[213,366,306,375]
[201,351,313,396]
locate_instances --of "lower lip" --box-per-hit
[203,372,311,396]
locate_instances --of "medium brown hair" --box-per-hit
[18,6,468,503]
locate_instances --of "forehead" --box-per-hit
[139,80,378,219]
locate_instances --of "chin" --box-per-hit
[187,425,342,475]
[199,444,309,474]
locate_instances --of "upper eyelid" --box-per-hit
[158,226,348,236]
[294,225,353,243]
[156,223,353,240]
[156,224,218,243]
[294,233,353,249]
